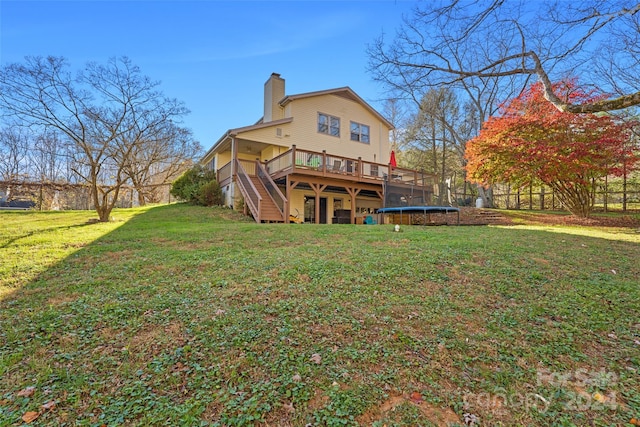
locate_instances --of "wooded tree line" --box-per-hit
[370,0,640,217]
[0,56,201,221]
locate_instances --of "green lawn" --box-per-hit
[1,204,639,426]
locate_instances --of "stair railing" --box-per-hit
[235,159,262,222]
[256,161,286,219]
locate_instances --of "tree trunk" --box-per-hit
[550,182,594,218]
[97,206,111,222]
[440,115,447,206]
[623,160,627,212]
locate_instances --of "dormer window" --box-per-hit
[318,113,340,137]
[350,122,370,143]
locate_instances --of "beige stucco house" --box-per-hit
[201,73,432,224]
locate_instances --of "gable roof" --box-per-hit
[280,87,394,130]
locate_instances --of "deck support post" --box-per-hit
[345,187,362,224]
[309,183,327,224]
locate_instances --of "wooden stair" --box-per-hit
[249,176,285,222]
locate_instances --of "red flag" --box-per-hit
[389,150,397,168]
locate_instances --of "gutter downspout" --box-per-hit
[231,136,237,208]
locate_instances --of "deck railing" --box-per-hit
[217,162,232,186]
[388,167,430,186]
[263,146,426,184]
[223,146,433,200]
[265,150,293,175]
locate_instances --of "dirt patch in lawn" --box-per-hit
[357,392,461,426]
[128,321,187,360]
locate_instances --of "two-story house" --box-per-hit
[201,73,433,224]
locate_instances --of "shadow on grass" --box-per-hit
[0,204,232,301]
[0,219,98,250]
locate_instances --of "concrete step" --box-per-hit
[458,208,511,225]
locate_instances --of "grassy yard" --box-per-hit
[1,204,639,426]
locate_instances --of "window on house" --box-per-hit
[350,122,370,143]
[318,113,340,137]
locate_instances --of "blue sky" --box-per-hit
[1,0,416,150]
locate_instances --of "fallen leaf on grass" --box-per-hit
[22,411,40,423]
[409,391,423,404]
[20,398,56,423]
[310,353,322,364]
[17,386,36,397]
[41,400,56,411]
[630,418,640,426]
[283,401,295,413]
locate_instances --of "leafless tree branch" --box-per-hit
[368,0,640,114]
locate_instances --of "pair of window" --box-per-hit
[317,113,369,144]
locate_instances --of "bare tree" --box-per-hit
[402,88,468,204]
[0,56,192,221]
[31,129,67,182]
[381,98,407,154]
[368,0,640,114]
[122,124,201,206]
[0,126,30,181]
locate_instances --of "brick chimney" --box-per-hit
[264,73,285,122]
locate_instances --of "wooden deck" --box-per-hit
[217,146,435,223]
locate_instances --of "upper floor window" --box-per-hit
[350,122,370,143]
[318,113,340,137]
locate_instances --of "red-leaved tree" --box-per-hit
[465,80,639,217]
